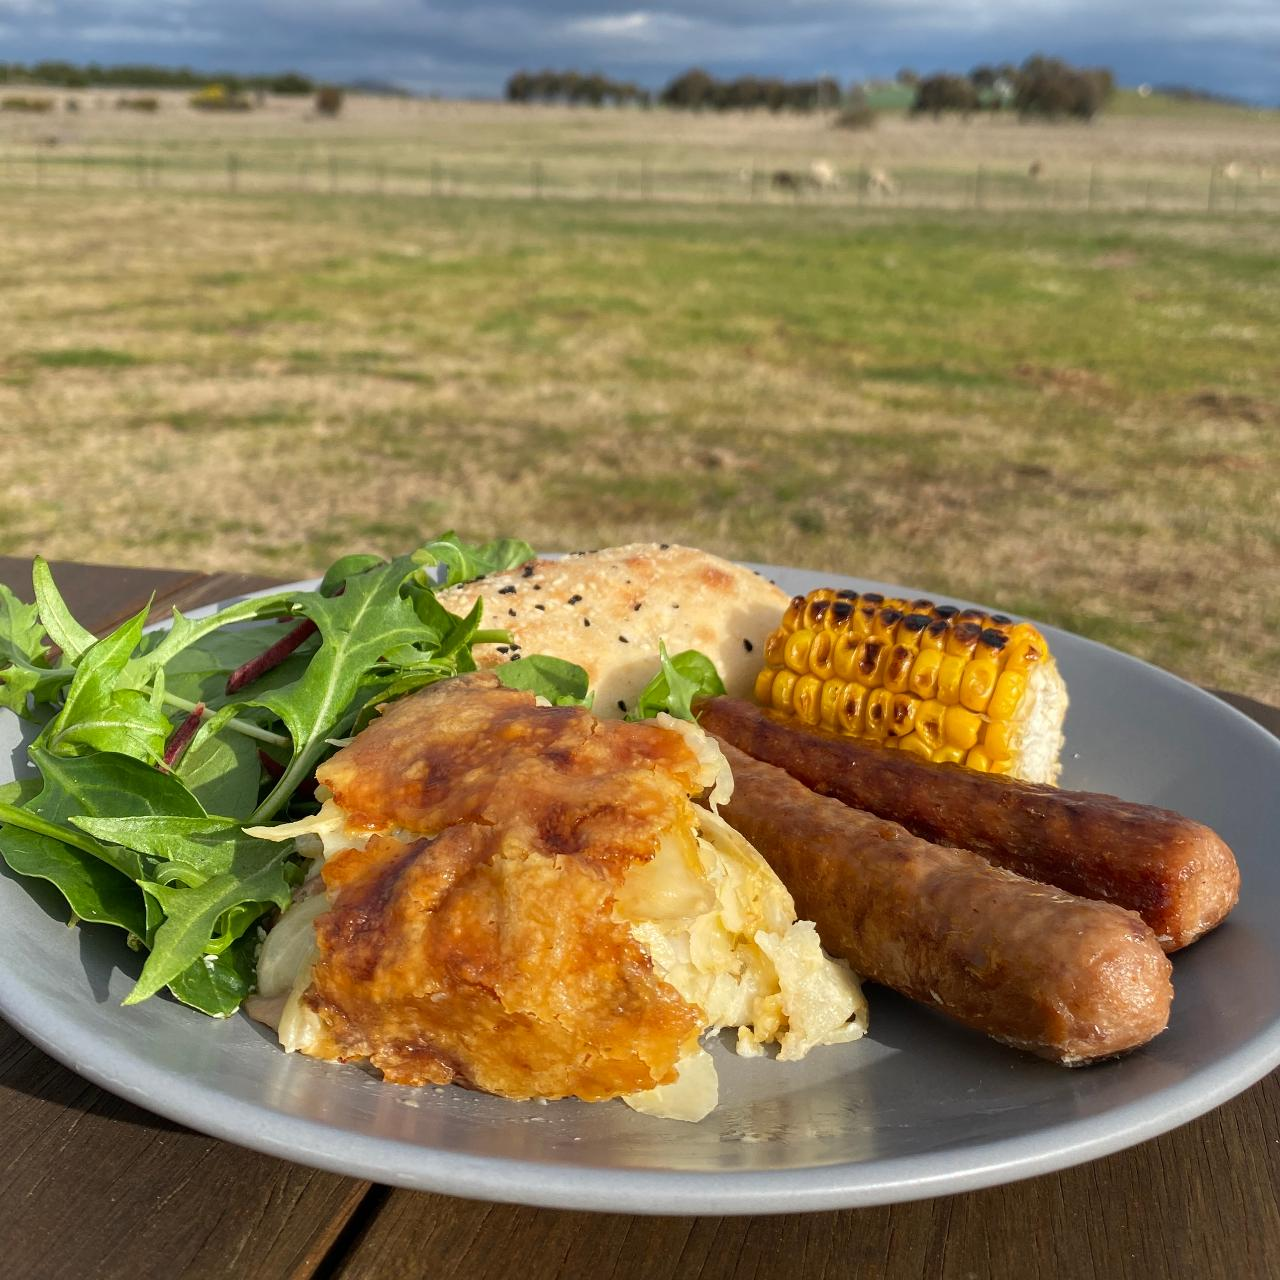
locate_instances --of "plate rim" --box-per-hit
[2,560,1278,1215]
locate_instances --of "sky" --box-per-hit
[0,1,1276,104]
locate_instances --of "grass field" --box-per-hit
[0,175,1276,700]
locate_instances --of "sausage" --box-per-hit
[698,697,1239,951]
[716,743,1173,1063]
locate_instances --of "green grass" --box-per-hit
[0,187,1276,702]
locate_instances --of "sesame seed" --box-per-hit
[618,635,629,644]
[534,603,546,611]
[532,584,541,591]
[659,543,670,549]
[632,602,642,611]
[567,594,583,605]
[521,564,535,578]
[743,638,754,652]
[617,700,627,712]
[496,645,509,654]
[508,608,517,618]
[498,585,517,596]
[671,603,680,609]
[583,618,591,627]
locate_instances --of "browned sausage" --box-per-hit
[717,743,1173,1063]
[699,697,1239,951]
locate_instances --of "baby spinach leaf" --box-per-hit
[175,720,262,819]
[628,645,726,723]
[32,557,97,663]
[0,582,69,717]
[167,932,259,1017]
[495,655,592,706]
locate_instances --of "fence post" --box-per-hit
[35,150,43,188]
[81,152,89,188]
[136,152,146,189]
[1233,180,1241,214]
[1207,165,1216,212]
[974,164,985,210]
[1086,164,1097,211]
[532,160,542,198]
[227,152,239,192]
[431,160,441,196]
[641,159,650,199]
[328,153,337,194]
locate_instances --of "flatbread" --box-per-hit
[437,543,789,717]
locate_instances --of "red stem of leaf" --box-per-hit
[226,618,317,694]
[162,702,205,770]
[257,749,316,801]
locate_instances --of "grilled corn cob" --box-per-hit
[754,590,1068,785]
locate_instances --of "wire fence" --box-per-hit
[1,147,1278,215]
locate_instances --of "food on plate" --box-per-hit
[438,543,788,719]
[715,742,1174,1064]
[246,673,867,1121]
[698,696,1240,951]
[755,589,1068,784]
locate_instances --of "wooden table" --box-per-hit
[1,558,1276,1280]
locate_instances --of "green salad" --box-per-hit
[0,534,723,1017]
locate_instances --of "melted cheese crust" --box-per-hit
[248,673,867,1120]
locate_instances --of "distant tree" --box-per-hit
[269,72,313,95]
[816,76,841,110]
[1015,55,1113,119]
[506,70,533,102]
[834,86,875,129]
[896,67,919,86]
[911,74,980,117]
[659,67,715,109]
[970,65,998,90]
[314,84,344,116]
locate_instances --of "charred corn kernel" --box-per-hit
[960,658,998,713]
[764,628,788,667]
[908,648,943,698]
[983,720,1014,762]
[784,629,813,675]
[945,621,983,659]
[915,698,947,750]
[837,683,867,734]
[792,674,824,725]
[754,667,777,706]
[832,632,860,680]
[936,654,967,705]
[897,732,934,760]
[889,693,918,737]
[989,670,1027,721]
[852,639,890,687]
[864,688,893,739]
[802,590,837,630]
[808,629,835,679]
[819,678,846,728]
[884,643,915,693]
[943,705,983,751]
[754,588,1062,780]
[770,668,798,712]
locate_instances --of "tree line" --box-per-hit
[507,68,843,112]
[908,57,1115,120]
[0,60,315,95]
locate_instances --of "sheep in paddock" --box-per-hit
[865,166,897,197]
[771,169,805,192]
[809,159,840,190]
[1028,159,1044,179]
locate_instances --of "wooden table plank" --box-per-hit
[0,559,371,1280]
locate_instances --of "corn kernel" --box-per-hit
[802,590,837,630]
[808,629,835,679]
[915,698,947,750]
[960,658,998,713]
[753,667,776,705]
[943,705,983,750]
[920,618,950,651]
[896,731,933,760]
[864,688,892,739]
[966,746,993,772]
[784,629,814,675]
[764,628,788,667]
[837,683,866,734]
[936,653,966,705]
[882,643,915,693]
[852,639,889,687]
[770,668,798,712]
[934,744,965,766]
[870,607,901,644]
[983,720,1014,762]
[945,621,983,659]
[781,596,806,632]
[1004,636,1043,674]
[793,674,824,725]
[819,678,846,728]
[988,670,1027,720]
[832,631,860,680]
[989,759,1013,776]
[908,648,943,698]
[888,693,918,737]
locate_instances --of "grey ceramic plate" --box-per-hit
[2,564,1278,1216]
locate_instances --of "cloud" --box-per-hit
[0,0,1274,103]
